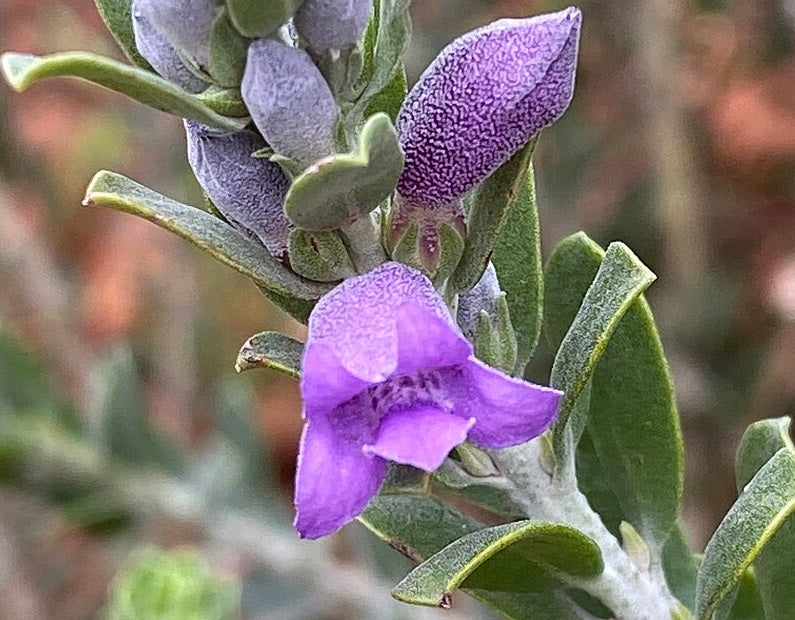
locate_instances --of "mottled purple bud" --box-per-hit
[132,1,209,93]
[294,0,373,52]
[457,263,500,339]
[184,120,291,257]
[242,38,338,165]
[135,0,222,73]
[396,7,581,209]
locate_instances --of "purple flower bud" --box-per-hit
[396,7,581,209]
[457,263,500,339]
[294,0,372,52]
[132,1,209,93]
[294,262,561,538]
[184,120,291,258]
[242,38,339,165]
[134,0,222,73]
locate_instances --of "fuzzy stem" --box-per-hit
[340,213,388,274]
[489,442,679,619]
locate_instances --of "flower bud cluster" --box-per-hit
[130,0,374,261]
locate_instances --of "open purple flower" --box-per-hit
[184,120,291,258]
[294,262,562,538]
[396,7,581,210]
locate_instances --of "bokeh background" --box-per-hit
[1,0,794,617]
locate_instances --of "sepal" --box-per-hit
[226,0,304,38]
[287,229,356,282]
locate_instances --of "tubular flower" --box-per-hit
[242,38,339,165]
[294,262,562,538]
[294,0,373,53]
[132,1,208,93]
[184,120,291,258]
[396,7,581,210]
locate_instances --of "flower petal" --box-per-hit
[306,262,452,383]
[394,303,471,375]
[242,39,338,165]
[451,358,562,448]
[301,343,375,419]
[184,120,291,257]
[396,7,581,208]
[294,414,387,539]
[364,405,474,471]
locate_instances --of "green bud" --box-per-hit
[226,0,305,38]
[288,228,356,282]
[472,294,517,374]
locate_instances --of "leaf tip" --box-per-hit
[1,52,36,91]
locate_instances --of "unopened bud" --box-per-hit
[184,120,291,258]
[242,39,338,166]
[294,0,373,53]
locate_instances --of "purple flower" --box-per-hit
[294,262,561,538]
[396,7,581,209]
[134,0,222,73]
[132,1,209,93]
[242,39,339,165]
[184,120,291,258]
[294,0,373,53]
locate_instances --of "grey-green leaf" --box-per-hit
[235,331,303,377]
[546,232,683,558]
[352,0,411,120]
[284,113,404,230]
[451,140,535,295]
[93,0,153,69]
[0,52,247,133]
[208,9,250,88]
[83,171,330,301]
[662,525,700,612]
[735,417,795,620]
[491,155,544,373]
[696,447,795,618]
[549,238,656,468]
[359,494,481,563]
[391,520,603,607]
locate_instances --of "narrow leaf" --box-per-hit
[548,233,684,558]
[235,331,303,377]
[0,52,246,132]
[491,157,543,372]
[391,520,603,607]
[662,525,699,612]
[696,448,795,618]
[93,0,153,69]
[549,239,656,466]
[360,494,481,562]
[451,140,534,295]
[83,171,330,301]
[735,417,795,620]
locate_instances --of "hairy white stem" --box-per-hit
[490,442,679,620]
